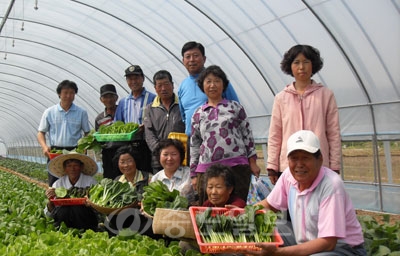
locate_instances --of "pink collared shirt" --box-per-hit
[267,166,364,246]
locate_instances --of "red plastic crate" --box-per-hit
[189,206,283,254]
[48,153,62,160]
[50,198,86,206]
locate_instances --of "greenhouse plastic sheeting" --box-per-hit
[0,0,398,147]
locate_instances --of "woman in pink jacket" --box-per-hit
[267,45,341,184]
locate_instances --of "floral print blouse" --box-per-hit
[190,99,256,176]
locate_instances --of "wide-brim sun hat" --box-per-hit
[47,152,98,178]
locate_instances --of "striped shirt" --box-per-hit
[95,106,117,131]
[115,88,155,124]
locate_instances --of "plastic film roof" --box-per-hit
[0,0,399,150]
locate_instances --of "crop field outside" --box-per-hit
[256,141,400,185]
[342,148,400,184]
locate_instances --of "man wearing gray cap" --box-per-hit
[114,65,156,173]
[115,65,155,124]
[95,84,121,179]
[249,130,366,256]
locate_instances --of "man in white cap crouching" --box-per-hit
[248,130,366,256]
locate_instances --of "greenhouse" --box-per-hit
[0,0,399,215]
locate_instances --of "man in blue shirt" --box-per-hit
[37,80,90,186]
[114,65,156,173]
[178,41,239,136]
[178,42,239,165]
[115,65,156,124]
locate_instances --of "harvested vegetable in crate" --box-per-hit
[94,122,140,142]
[50,149,64,154]
[88,178,139,208]
[98,121,139,134]
[55,186,90,198]
[142,180,188,216]
[195,205,277,243]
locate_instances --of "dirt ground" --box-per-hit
[356,209,400,225]
[256,147,400,183]
[0,166,48,189]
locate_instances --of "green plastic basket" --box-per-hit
[93,128,138,142]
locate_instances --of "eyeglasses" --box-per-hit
[118,159,135,165]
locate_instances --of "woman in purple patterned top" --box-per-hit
[190,65,260,205]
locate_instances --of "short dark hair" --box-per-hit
[153,70,173,85]
[313,149,322,159]
[196,65,229,93]
[56,80,78,94]
[155,139,185,166]
[280,45,323,77]
[113,145,138,166]
[181,41,205,57]
[204,164,235,189]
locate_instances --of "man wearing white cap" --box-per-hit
[249,130,366,256]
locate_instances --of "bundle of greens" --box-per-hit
[142,180,189,216]
[75,129,102,154]
[55,186,90,198]
[88,178,139,208]
[98,121,139,134]
[50,149,63,154]
[195,205,277,243]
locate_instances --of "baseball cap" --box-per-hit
[286,130,320,156]
[125,65,144,76]
[100,84,117,96]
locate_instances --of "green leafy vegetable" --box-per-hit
[142,180,188,216]
[50,149,63,154]
[75,129,103,154]
[55,186,89,198]
[88,178,138,208]
[358,215,400,255]
[55,187,68,198]
[195,205,277,243]
[98,121,139,134]
[2,157,400,255]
